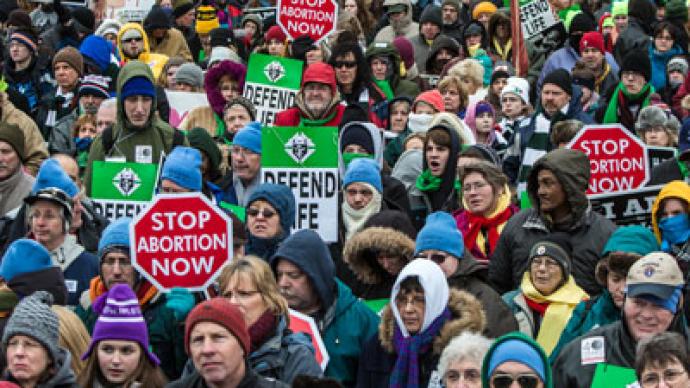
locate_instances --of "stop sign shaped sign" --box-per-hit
[131,193,232,291]
[567,124,649,195]
[277,0,338,43]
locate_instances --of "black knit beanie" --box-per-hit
[542,69,573,96]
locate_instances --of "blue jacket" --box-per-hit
[63,251,99,306]
[538,43,620,92]
[650,44,684,91]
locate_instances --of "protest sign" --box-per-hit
[244,6,277,20]
[91,161,158,222]
[567,124,650,195]
[104,0,156,22]
[277,0,338,43]
[289,309,329,370]
[166,91,210,128]
[591,363,638,387]
[520,0,559,40]
[647,146,676,170]
[243,54,303,126]
[261,126,339,242]
[131,193,233,291]
[590,186,663,226]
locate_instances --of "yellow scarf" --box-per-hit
[492,38,512,61]
[520,272,588,356]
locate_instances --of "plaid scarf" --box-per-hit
[390,307,451,388]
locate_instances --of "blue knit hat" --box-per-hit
[601,225,659,257]
[233,121,262,154]
[98,217,132,257]
[248,183,296,236]
[342,158,382,193]
[0,239,53,283]
[32,158,78,197]
[487,338,546,382]
[120,76,155,99]
[161,146,202,191]
[414,212,464,258]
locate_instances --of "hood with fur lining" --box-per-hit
[343,226,416,284]
[378,288,486,354]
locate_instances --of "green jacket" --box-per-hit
[83,60,188,195]
[365,42,420,99]
[481,332,553,388]
[323,280,380,387]
[76,290,187,380]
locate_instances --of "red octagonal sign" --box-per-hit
[567,124,649,195]
[277,0,338,43]
[130,193,233,292]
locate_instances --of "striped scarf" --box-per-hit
[516,113,552,207]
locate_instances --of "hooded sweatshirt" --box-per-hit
[116,23,169,80]
[374,0,419,42]
[365,42,420,98]
[246,184,296,261]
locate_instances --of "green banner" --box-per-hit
[220,202,246,223]
[91,161,158,201]
[591,363,638,387]
[262,126,338,168]
[243,54,303,126]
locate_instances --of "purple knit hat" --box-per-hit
[81,284,160,365]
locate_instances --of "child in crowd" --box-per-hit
[72,114,98,175]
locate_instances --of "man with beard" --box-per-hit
[441,0,465,43]
[274,62,346,127]
[375,0,419,42]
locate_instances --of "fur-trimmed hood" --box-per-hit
[342,226,415,284]
[204,60,248,116]
[378,289,486,354]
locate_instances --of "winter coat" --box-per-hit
[48,109,77,156]
[487,11,512,63]
[613,18,654,66]
[342,226,416,301]
[77,277,187,380]
[149,27,193,62]
[274,95,346,127]
[365,42,420,98]
[650,157,684,185]
[246,184,296,261]
[491,150,617,295]
[448,256,519,338]
[549,290,620,362]
[45,234,99,306]
[0,166,33,216]
[650,45,684,92]
[424,35,461,76]
[79,35,120,94]
[0,91,49,176]
[116,23,169,80]
[356,289,486,388]
[3,348,79,388]
[552,313,690,387]
[2,53,52,113]
[411,34,434,74]
[167,364,288,388]
[374,0,419,42]
[84,61,188,196]
[538,43,620,93]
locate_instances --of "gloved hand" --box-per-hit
[165,287,196,321]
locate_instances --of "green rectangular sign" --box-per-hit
[591,363,638,387]
[91,161,158,201]
[243,54,303,126]
[262,126,338,168]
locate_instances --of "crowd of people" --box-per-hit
[0,0,690,386]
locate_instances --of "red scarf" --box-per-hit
[248,310,278,353]
[463,207,514,257]
[524,295,549,317]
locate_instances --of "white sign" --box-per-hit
[166,91,210,129]
[520,0,559,40]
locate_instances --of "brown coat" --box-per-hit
[148,28,193,62]
[0,92,49,176]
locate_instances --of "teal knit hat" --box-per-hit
[601,225,659,257]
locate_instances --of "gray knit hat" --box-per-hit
[636,105,680,135]
[2,291,60,362]
[224,96,257,121]
[667,57,689,76]
[174,63,204,89]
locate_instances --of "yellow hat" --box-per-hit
[472,1,497,19]
[196,6,220,35]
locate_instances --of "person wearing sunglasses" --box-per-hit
[481,332,551,388]
[502,235,588,358]
[415,211,517,338]
[116,23,169,80]
[553,252,687,387]
[356,258,485,388]
[635,332,690,388]
[245,183,296,261]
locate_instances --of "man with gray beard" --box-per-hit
[274,62,346,127]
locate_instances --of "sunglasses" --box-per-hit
[122,37,143,43]
[247,208,276,218]
[415,253,448,264]
[490,373,540,388]
[333,60,357,69]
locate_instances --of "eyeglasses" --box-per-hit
[247,207,276,218]
[490,373,541,388]
[415,253,449,264]
[122,37,143,44]
[395,293,425,308]
[641,369,688,387]
[333,60,357,69]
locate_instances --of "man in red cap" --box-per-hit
[274,62,346,127]
[579,31,619,95]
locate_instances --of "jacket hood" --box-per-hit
[95,18,123,38]
[461,20,489,55]
[425,34,461,73]
[116,23,151,60]
[115,60,157,130]
[342,226,415,284]
[379,288,486,353]
[651,181,690,242]
[419,5,443,28]
[391,148,423,190]
[366,41,403,82]
[429,112,476,146]
[527,148,590,224]
[247,183,296,239]
[204,60,248,116]
[424,123,461,195]
[242,14,264,33]
[629,0,657,28]
[382,0,414,26]
[481,332,553,388]
[338,122,384,177]
[80,35,114,73]
[487,10,510,41]
[270,229,336,309]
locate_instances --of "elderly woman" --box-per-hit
[438,332,492,388]
[356,259,485,387]
[245,184,296,261]
[453,162,518,265]
[218,256,322,383]
[502,235,588,357]
[2,291,79,387]
[636,332,690,388]
[549,226,658,361]
[447,59,487,105]
[635,105,680,147]
[78,284,167,388]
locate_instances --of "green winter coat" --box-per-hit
[83,60,188,195]
[323,280,380,387]
[365,42,420,99]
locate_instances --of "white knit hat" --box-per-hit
[500,76,530,105]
